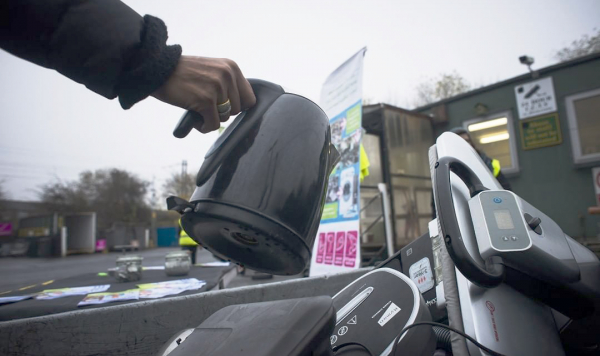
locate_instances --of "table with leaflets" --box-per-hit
[0,263,235,321]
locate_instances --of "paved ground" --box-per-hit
[0,247,303,295]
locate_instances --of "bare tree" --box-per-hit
[38,168,151,230]
[413,72,471,107]
[162,172,196,201]
[555,28,600,62]
[414,81,437,107]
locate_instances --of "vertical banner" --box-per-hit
[310,47,366,277]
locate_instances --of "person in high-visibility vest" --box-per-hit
[449,127,512,190]
[432,127,512,219]
[178,219,198,265]
[359,143,370,183]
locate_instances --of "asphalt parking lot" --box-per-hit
[0,247,303,296]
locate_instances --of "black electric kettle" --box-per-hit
[167,79,340,275]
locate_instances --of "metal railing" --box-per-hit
[360,183,394,266]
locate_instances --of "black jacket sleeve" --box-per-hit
[0,0,181,109]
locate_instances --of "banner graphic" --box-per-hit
[310,47,366,277]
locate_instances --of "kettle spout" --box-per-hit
[327,144,341,175]
[166,196,194,214]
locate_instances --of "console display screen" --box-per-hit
[494,209,515,230]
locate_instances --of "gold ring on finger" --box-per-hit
[219,107,232,120]
[217,99,231,113]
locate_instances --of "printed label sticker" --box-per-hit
[409,257,434,293]
[378,302,401,327]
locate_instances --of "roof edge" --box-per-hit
[412,51,600,112]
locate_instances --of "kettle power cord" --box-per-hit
[332,342,374,355]
[331,321,507,355]
[392,321,507,356]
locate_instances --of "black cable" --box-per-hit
[392,321,507,356]
[332,341,374,356]
[433,325,452,351]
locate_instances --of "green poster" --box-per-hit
[321,202,339,220]
[519,113,562,150]
[345,103,362,135]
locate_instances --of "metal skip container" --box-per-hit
[165,251,191,276]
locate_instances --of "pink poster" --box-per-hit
[95,239,107,252]
[316,233,326,264]
[0,223,12,236]
[344,231,357,267]
[324,232,335,265]
[334,232,346,266]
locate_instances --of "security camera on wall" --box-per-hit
[519,55,538,78]
[519,55,535,66]
[519,56,535,66]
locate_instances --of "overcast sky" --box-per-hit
[1,0,599,204]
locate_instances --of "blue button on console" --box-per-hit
[493,197,502,203]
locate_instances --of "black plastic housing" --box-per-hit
[160,296,336,356]
[331,268,434,356]
[434,156,504,288]
[178,79,339,275]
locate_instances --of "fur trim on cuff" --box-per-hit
[117,15,182,109]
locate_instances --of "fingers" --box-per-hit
[217,59,241,121]
[153,55,256,135]
[189,88,221,134]
[198,105,220,133]
[222,59,244,116]
[215,81,232,124]
[200,64,228,133]
[232,64,256,110]
[227,81,242,117]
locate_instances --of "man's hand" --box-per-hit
[152,56,256,133]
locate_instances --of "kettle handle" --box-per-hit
[172,79,280,139]
[173,110,204,139]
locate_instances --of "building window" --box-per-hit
[463,111,519,174]
[565,88,600,165]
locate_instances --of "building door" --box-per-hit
[360,133,387,263]
[382,108,434,249]
[361,104,434,254]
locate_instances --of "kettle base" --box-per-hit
[180,201,312,276]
